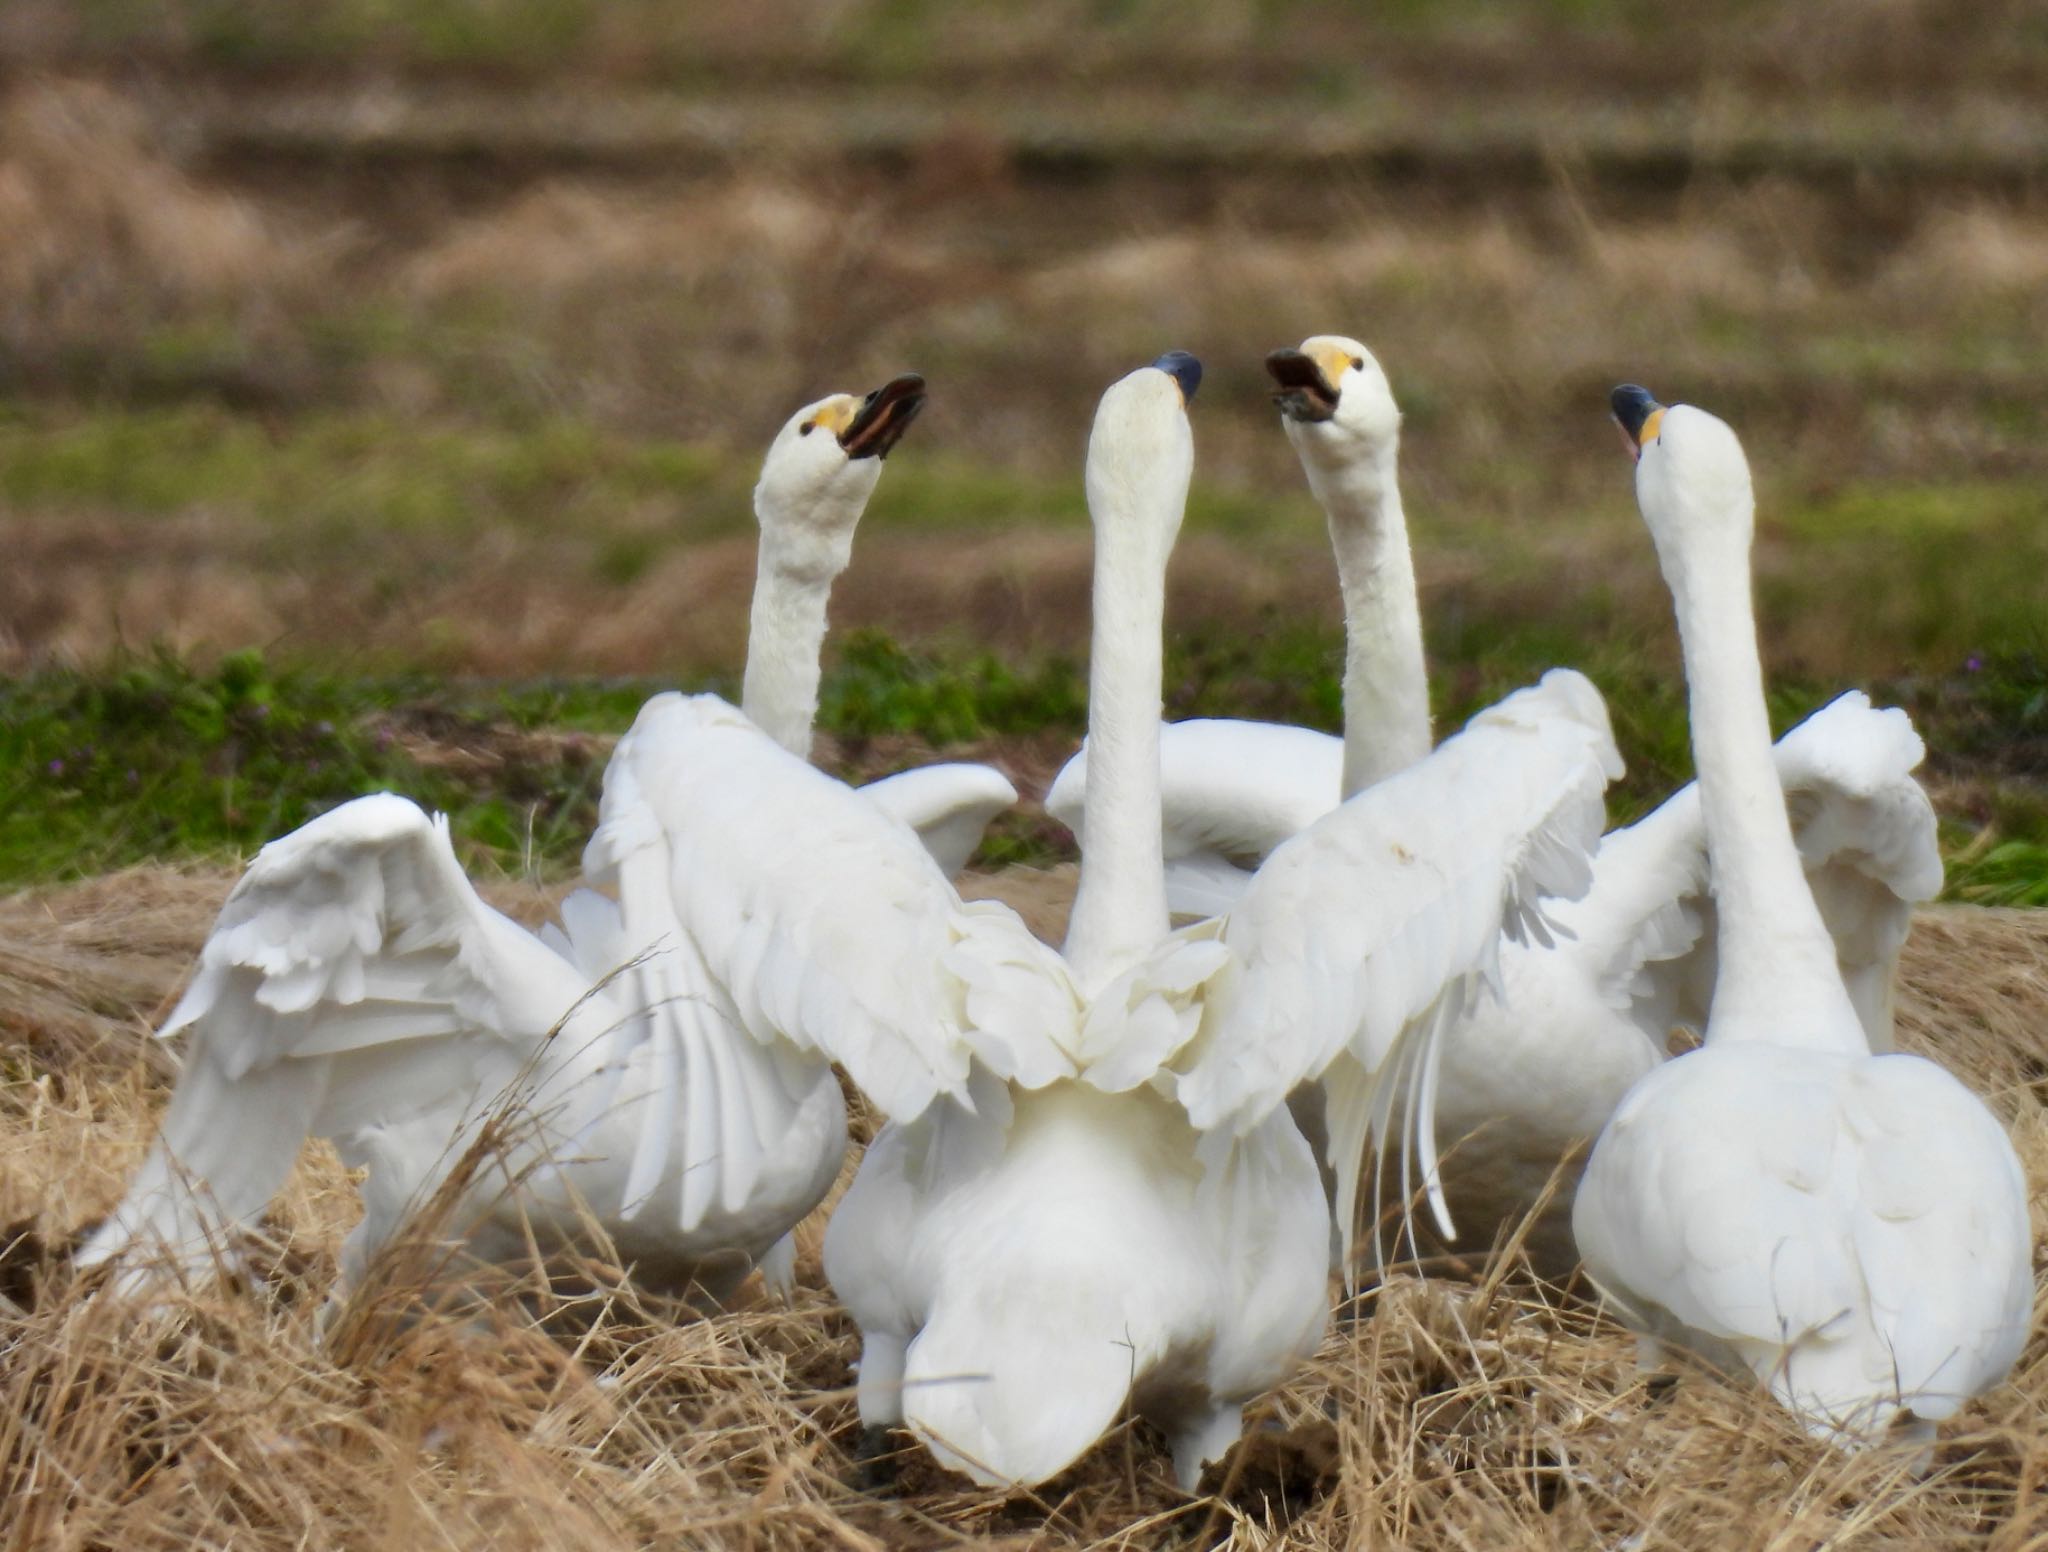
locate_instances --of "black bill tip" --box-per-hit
[1610,384,1660,441]
[1150,350,1203,405]
[841,373,928,460]
[1266,348,1339,423]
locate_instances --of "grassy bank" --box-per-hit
[5,638,2043,900]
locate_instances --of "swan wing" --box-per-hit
[578,746,826,1234]
[1048,717,1342,876]
[598,693,1081,1124]
[77,793,604,1285]
[1087,672,1619,1252]
[1775,693,1942,1051]
[1580,692,1939,1050]
[858,762,1019,878]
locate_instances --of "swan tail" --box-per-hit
[902,1294,1153,1489]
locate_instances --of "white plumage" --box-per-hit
[1045,718,1342,919]
[825,356,1620,1490]
[1571,393,2032,1449]
[78,377,1002,1305]
[1047,334,1944,1275]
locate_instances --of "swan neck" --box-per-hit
[1313,437,1432,796]
[741,527,850,759]
[1661,519,1862,1052]
[1063,514,1171,994]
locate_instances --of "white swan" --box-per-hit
[1042,336,1422,915]
[741,372,1019,867]
[77,376,996,1304]
[1571,389,2032,1449]
[1049,335,1941,1275]
[822,354,1623,1489]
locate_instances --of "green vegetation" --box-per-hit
[0,407,736,542]
[0,651,630,883]
[5,640,2042,897]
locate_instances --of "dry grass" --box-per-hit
[2,865,2045,1549]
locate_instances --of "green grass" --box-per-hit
[0,406,734,541]
[5,639,2042,897]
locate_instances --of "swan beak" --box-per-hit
[1150,350,1203,405]
[1610,384,1665,463]
[840,373,928,460]
[1266,348,1340,423]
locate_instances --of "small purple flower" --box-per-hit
[126,768,140,787]
[1966,655,1984,673]
[375,727,394,751]
[46,758,63,778]
[313,720,335,738]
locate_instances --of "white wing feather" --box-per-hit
[1049,719,1344,917]
[859,762,1019,879]
[1082,671,1621,1257]
[600,694,1081,1124]
[78,794,607,1287]
[1569,692,1939,1050]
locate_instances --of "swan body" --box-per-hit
[1572,393,2032,1446]
[79,377,989,1303]
[1051,336,1942,1275]
[827,356,1622,1489]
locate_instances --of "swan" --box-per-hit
[1047,335,1941,1276]
[1042,335,1420,915]
[1571,388,2032,1449]
[740,372,1019,867]
[817,354,1624,1489]
[77,375,999,1305]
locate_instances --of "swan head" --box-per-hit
[1613,386,1754,555]
[1266,334,1400,464]
[1084,351,1199,548]
[753,373,927,554]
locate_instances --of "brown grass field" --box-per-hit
[0,865,2045,1551]
[3,3,2048,1546]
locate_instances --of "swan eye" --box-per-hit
[1350,356,1364,371]
[799,421,815,436]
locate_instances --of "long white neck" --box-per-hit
[740,521,853,760]
[1300,431,1432,797]
[1063,492,1174,996]
[1659,517,1864,1054]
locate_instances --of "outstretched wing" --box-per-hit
[1776,694,1941,1051]
[1571,692,1939,1051]
[78,794,604,1290]
[1083,671,1620,1257]
[600,694,1081,1125]
[1047,719,1344,918]
[859,762,1019,879]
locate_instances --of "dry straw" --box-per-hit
[2,867,2044,1549]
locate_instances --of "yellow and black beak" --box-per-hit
[1610,384,1665,463]
[841,373,928,460]
[1266,348,1341,423]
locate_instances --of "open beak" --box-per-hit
[1610,383,1663,464]
[840,374,927,460]
[1266,349,1340,423]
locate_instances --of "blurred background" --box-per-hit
[0,0,2043,893]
